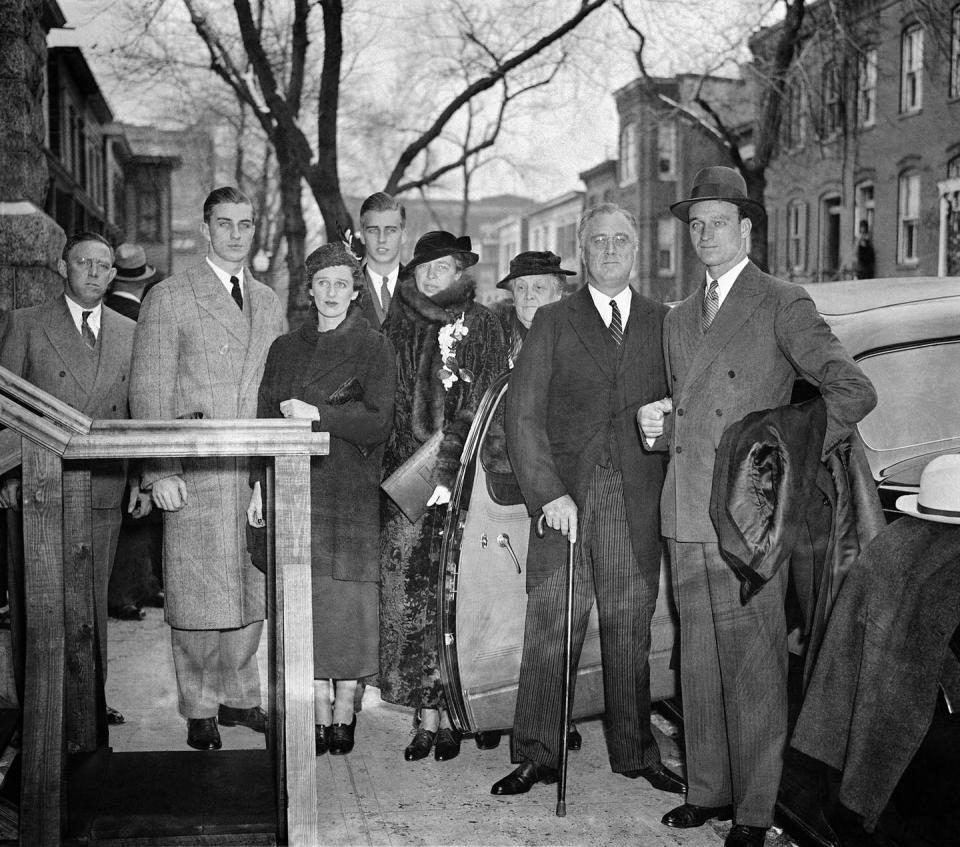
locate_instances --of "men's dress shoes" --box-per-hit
[725,824,768,847]
[328,715,356,755]
[662,802,733,828]
[112,603,145,621]
[622,764,686,794]
[404,728,435,761]
[491,762,559,795]
[187,717,222,750]
[567,725,582,751]
[474,729,502,750]
[218,704,267,733]
[434,727,462,761]
[106,705,125,725]
[315,724,331,756]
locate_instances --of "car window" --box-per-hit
[478,389,525,506]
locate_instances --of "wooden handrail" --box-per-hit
[0,366,91,434]
[0,397,77,455]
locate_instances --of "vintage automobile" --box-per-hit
[434,275,960,844]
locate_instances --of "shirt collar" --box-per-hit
[206,257,245,293]
[706,256,750,306]
[586,283,632,330]
[64,295,102,335]
[367,264,399,292]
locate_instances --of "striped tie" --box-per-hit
[81,311,96,349]
[380,276,391,315]
[701,279,719,333]
[609,300,623,346]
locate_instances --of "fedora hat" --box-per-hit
[404,231,479,275]
[896,454,960,524]
[113,243,156,283]
[496,250,575,290]
[670,166,765,224]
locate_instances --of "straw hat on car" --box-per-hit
[896,454,960,524]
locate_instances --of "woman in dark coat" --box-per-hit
[379,230,507,763]
[248,242,396,756]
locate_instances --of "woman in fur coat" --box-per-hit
[248,242,396,757]
[379,230,507,763]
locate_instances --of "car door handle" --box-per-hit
[497,533,522,574]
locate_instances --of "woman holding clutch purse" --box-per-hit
[379,231,507,763]
[247,242,396,756]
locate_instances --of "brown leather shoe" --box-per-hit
[662,802,733,828]
[490,762,559,795]
[621,764,686,794]
[187,717,222,750]
[725,824,768,847]
[218,704,266,733]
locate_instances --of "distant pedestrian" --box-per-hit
[855,220,875,279]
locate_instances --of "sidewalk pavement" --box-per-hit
[106,609,797,847]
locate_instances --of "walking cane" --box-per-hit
[537,513,576,817]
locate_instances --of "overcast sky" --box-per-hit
[51,0,774,203]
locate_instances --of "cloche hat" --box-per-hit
[496,250,575,290]
[405,231,479,275]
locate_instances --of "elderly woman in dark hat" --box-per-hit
[379,230,507,763]
[248,242,396,757]
[497,250,575,367]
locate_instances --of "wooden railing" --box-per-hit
[0,365,327,847]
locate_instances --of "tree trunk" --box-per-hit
[277,141,308,327]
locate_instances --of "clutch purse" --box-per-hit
[326,377,364,406]
[380,430,445,523]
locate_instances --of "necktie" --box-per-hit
[81,311,96,349]
[380,276,391,315]
[609,299,623,346]
[230,275,243,310]
[702,279,719,333]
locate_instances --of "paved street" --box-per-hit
[106,609,797,847]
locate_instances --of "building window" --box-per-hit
[854,181,875,238]
[788,200,807,271]
[619,122,637,186]
[657,122,676,181]
[951,6,960,99]
[557,222,577,263]
[897,172,921,264]
[656,217,675,276]
[822,61,842,137]
[782,78,806,150]
[857,48,877,127]
[901,25,924,113]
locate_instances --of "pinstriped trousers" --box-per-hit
[510,466,662,773]
[668,540,789,828]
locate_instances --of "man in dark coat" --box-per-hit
[639,167,877,847]
[494,203,683,797]
[358,192,406,329]
[106,242,156,321]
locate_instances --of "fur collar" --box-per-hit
[395,275,475,324]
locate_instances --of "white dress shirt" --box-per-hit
[206,257,245,299]
[64,296,102,340]
[587,284,632,333]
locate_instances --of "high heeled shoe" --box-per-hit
[404,727,435,761]
[328,715,356,755]
[315,724,332,756]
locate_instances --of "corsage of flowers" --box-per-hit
[437,313,473,391]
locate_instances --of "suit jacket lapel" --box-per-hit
[363,268,385,325]
[681,263,767,389]
[42,296,96,395]
[618,293,657,381]
[193,263,251,346]
[88,309,129,407]
[566,286,617,380]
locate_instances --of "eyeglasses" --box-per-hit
[72,257,113,274]
[589,234,633,251]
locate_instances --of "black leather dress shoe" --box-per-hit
[491,762,559,795]
[474,730,502,749]
[662,802,733,828]
[621,764,686,794]
[328,715,356,755]
[187,717,222,750]
[567,725,582,751]
[106,705,125,725]
[434,727,462,761]
[725,824,768,847]
[112,603,145,621]
[404,728,435,761]
[218,704,267,733]
[315,724,331,755]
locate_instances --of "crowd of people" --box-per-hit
[1,167,906,847]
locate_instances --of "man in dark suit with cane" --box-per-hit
[494,203,683,798]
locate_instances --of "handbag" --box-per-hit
[380,429,445,523]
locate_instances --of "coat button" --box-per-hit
[677,408,684,416]
[60,371,66,377]
[716,409,722,416]
[121,375,126,382]
[728,370,735,378]
[675,446,683,454]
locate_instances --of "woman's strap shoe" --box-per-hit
[662,802,733,828]
[315,724,332,756]
[433,727,462,761]
[328,715,356,755]
[404,728,435,761]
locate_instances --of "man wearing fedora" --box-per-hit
[496,250,574,368]
[495,204,683,797]
[639,166,877,847]
[358,192,407,330]
[107,242,157,322]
